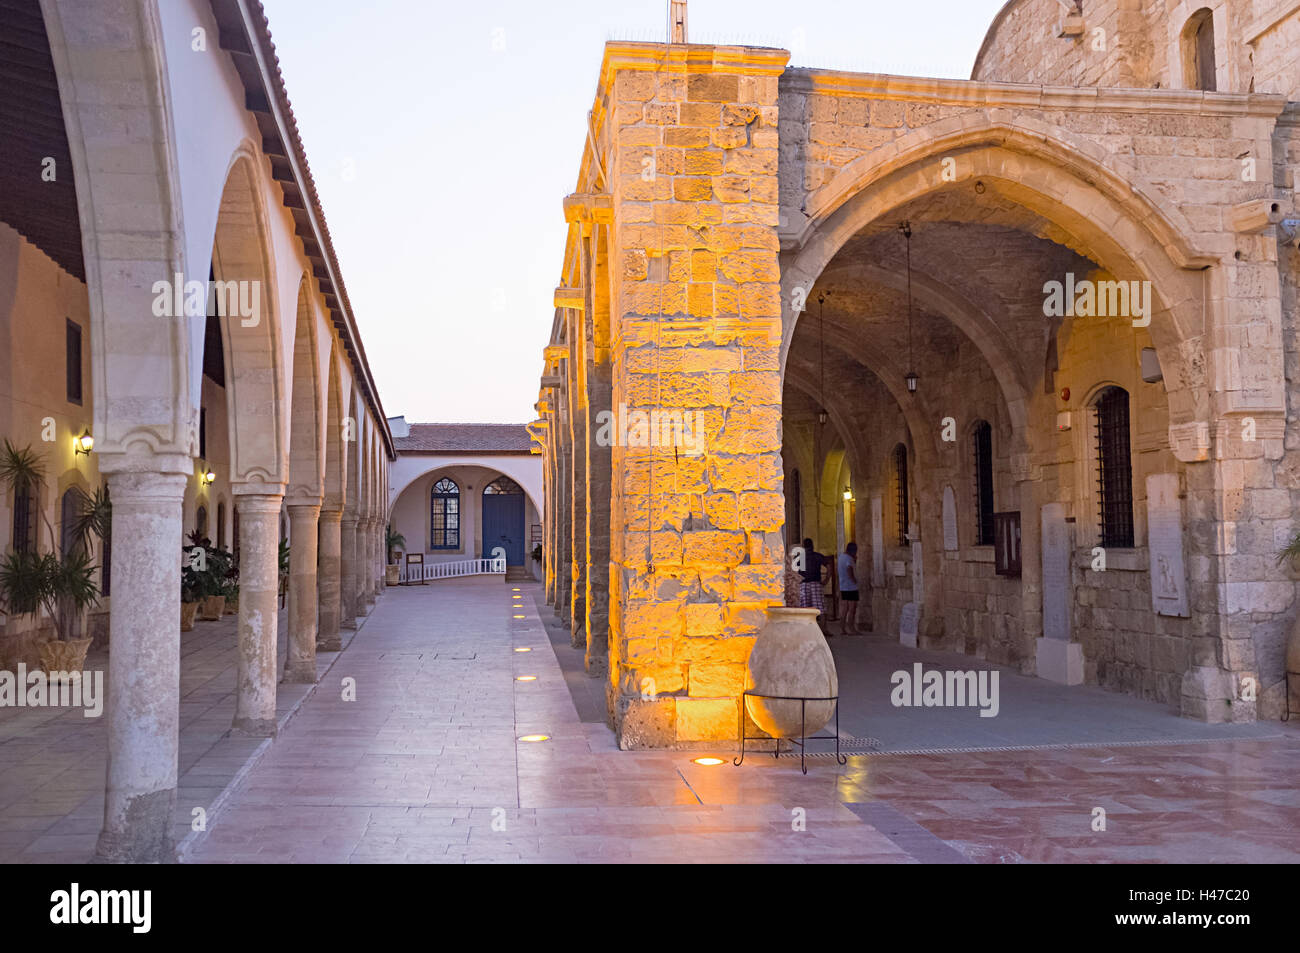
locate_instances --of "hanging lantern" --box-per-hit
[905,371,918,393]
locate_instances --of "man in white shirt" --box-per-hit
[838,542,860,635]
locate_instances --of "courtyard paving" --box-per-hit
[180,578,1300,864]
[0,602,359,863]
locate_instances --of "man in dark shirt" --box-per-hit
[798,537,829,633]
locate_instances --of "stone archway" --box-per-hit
[283,275,324,682]
[209,149,289,738]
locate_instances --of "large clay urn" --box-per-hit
[1287,613,1300,711]
[744,607,838,739]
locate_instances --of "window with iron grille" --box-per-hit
[12,483,36,553]
[431,478,460,549]
[892,443,909,546]
[1094,386,1134,548]
[973,420,994,545]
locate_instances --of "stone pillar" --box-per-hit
[545,442,557,603]
[317,508,343,651]
[362,518,377,607]
[604,45,789,747]
[581,213,613,677]
[232,492,284,736]
[95,469,187,863]
[555,433,570,622]
[340,515,358,629]
[568,303,589,648]
[284,501,321,683]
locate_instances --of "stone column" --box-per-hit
[568,303,589,648]
[604,46,789,747]
[340,515,358,629]
[317,508,343,651]
[284,501,321,683]
[95,468,187,863]
[232,492,284,736]
[362,518,377,607]
[545,442,557,604]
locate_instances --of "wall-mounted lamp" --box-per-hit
[201,469,216,486]
[843,486,853,502]
[817,409,828,426]
[73,430,94,456]
[905,371,919,393]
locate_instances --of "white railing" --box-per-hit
[399,557,506,583]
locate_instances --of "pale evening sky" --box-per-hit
[257,0,1010,424]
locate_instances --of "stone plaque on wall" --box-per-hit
[899,601,918,648]
[1146,473,1190,618]
[1041,502,1070,641]
[942,486,958,551]
[871,496,884,586]
[911,539,923,604]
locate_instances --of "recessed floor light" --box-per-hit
[512,588,520,592]
[516,675,537,682]
[518,734,549,743]
[514,647,531,653]
[692,757,725,766]
[513,614,526,619]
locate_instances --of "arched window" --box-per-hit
[1183,8,1216,91]
[60,488,80,556]
[891,443,909,547]
[483,476,523,495]
[216,501,226,549]
[431,477,460,549]
[1094,386,1134,548]
[972,421,994,546]
[195,505,208,541]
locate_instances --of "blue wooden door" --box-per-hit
[482,492,524,565]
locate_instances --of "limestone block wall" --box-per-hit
[604,44,790,746]
[972,0,1145,88]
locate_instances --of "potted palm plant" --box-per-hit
[181,555,202,631]
[0,441,103,678]
[385,524,405,586]
[277,537,290,608]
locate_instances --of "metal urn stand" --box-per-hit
[734,690,846,774]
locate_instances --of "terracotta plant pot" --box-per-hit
[385,564,400,586]
[225,594,239,613]
[744,606,839,739]
[181,601,200,631]
[200,594,226,621]
[38,637,93,678]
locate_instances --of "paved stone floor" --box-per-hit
[173,579,1300,864]
[0,603,359,863]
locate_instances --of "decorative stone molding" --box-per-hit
[554,286,584,310]
[1169,421,1211,462]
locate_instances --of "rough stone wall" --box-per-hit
[776,70,1290,721]
[1248,1,1300,97]
[972,0,1143,87]
[604,45,789,746]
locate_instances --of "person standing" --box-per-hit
[798,537,829,633]
[838,542,860,635]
